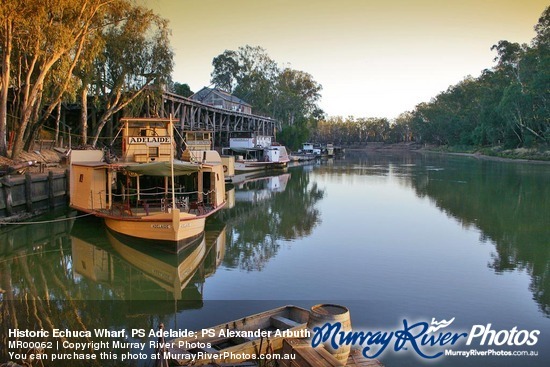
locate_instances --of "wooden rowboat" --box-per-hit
[167,305,310,365]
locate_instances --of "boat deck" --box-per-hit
[105,199,213,217]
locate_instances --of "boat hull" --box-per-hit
[234,160,288,172]
[103,212,205,243]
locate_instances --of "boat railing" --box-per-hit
[108,189,217,216]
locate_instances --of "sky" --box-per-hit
[139,0,548,119]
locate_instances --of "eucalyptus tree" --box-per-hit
[210,45,323,148]
[526,6,550,144]
[389,112,413,143]
[0,0,172,157]
[0,0,128,158]
[492,38,548,146]
[274,68,322,126]
[211,50,239,92]
[86,4,173,147]
[273,68,323,148]
[211,45,279,115]
[172,82,193,97]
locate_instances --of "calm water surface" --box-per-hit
[1,151,549,366]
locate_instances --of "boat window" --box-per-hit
[140,129,147,136]
[148,147,159,157]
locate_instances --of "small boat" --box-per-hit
[222,132,290,173]
[167,305,310,365]
[69,118,226,244]
[289,142,320,161]
[324,143,335,157]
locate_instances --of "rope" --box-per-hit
[0,212,94,225]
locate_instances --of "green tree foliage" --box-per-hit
[83,4,173,147]
[311,116,408,145]
[172,82,193,97]
[210,45,323,149]
[211,49,239,92]
[274,68,323,125]
[211,46,279,116]
[409,7,549,149]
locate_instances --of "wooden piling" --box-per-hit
[25,173,32,212]
[2,175,13,217]
[48,170,55,209]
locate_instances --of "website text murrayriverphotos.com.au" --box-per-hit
[3,317,542,364]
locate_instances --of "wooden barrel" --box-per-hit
[307,304,352,365]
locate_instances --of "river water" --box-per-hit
[1,151,549,367]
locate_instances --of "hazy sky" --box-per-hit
[141,0,548,119]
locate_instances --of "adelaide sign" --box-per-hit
[128,136,171,146]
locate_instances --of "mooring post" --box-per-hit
[25,172,33,212]
[65,169,70,205]
[2,175,13,217]
[48,170,55,209]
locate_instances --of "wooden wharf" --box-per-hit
[158,91,280,150]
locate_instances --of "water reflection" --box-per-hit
[0,213,227,366]
[0,213,226,304]
[407,155,550,316]
[326,151,550,317]
[218,169,325,271]
[2,152,548,367]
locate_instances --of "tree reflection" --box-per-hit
[322,151,550,317]
[0,214,227,366]
[217,168,325,271]
[408,155,550,316]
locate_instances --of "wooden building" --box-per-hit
[190,87,252,114]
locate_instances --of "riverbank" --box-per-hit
[0,149,67,175]
[343,142,550,164]
[425,145,550,162]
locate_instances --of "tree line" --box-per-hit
[314,7,549,149]
[1,3,547,159]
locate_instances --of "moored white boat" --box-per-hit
[222,132,290,173]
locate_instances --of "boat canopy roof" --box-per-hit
[124,160,200,176]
